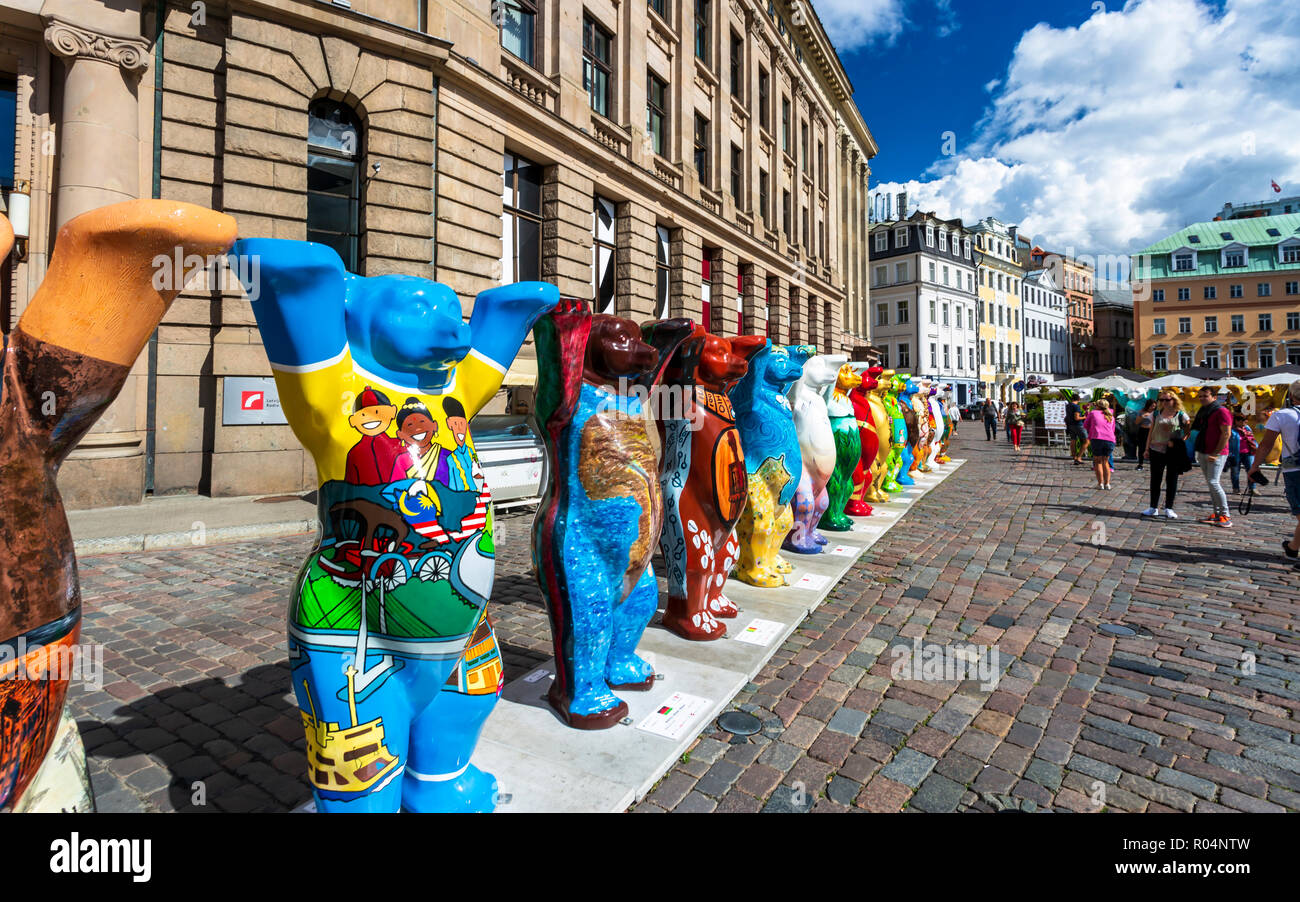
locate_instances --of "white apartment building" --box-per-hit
[1022,269,1070,384]
[869,212,980,404]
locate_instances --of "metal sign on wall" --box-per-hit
[222,377,287,425]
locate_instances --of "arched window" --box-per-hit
[307,98,363,272]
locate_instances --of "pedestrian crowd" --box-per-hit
[974,381,1300,557]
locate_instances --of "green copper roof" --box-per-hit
[1133,212,1300,280]
[1137,213,1300,254]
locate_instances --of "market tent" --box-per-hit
[1140,373,1204,390]
[1085,367,1151,382]
[1242,372,1300,387]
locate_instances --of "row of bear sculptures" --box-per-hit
[0,200,955,816]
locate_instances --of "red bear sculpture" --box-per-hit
[647,325,767,640]
[846,364,882,516]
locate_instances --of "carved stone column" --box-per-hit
[44,17,149,226]
[45,16,151,508]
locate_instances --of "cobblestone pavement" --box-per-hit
[634,434,1300,813]
[68,432,1300,812]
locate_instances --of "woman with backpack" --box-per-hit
[1005,401,1026,451]
[1227,408,1257,494]
[1142,392,1192,518]
[1084,398,1118,489]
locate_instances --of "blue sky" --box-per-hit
[813,0,1298,283]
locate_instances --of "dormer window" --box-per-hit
[964,238,971,258]
[895,226,908,247]
[1221,243,1246,268]
[939,230,948,251]
[926,225,935,247]
[1220,232,1233,241]
[874,230,888,252]
[1172,249,1196,272]
[1187,235,1200,244]
[1280,238,1300,264]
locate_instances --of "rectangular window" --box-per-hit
[655,225,671,318]
[817,141,825,191]
[942,302,949,326]
[1173,252,1194,271]
[939,231,948,252]
[1204,285,1216,300]
[1179,349,1193,370]
[1287,280,1299,295]
[1224,249,1244,267]
[897,300,909,324]
[801,206,809,252]
[968,347,975,370]
[501,0,537,66]
[801,122,809,173]
[782,189,791,239]
[695,0,710,63]
[876,303,889,326]
[583,16,613,118]
[1289,312,1300,330]
[929,299,936,323]
[895,227,907,246]
[968,308,974,330]
[1178,317,1190,334]
[1152,289,1165,302]
[878,345,888,368]
[592,195,617,313]
[1258,282,1272,297]
[501,152,543,284]
[943,345,950,368]
[928,261,936,282]
[650,0,668,20]
[898,343,911,368]
[943,265,950,286]
[646,71,667,157]
[930,344,937,368]
[874,230,888,252]
[758,68,769,131]
[1177,287,1190,301]
[1205,316,1217,333]
[1231,314,1243,332]
[1260,313,1273,331]
[1204,348,1219,368]
[781,97,790,153]
[1153,350,1167,370]
[895,261,909,282]
[730,32,743,98]
[1232,347,1247,369]
[1153,318,1166,335]
[759,170,769,227]
[1230,284,1243,298]
[1284,245,1300,263]
[873,265,887,287]
[730,144,743,201]
[694,113,710,186]
[1260,347,1275,368]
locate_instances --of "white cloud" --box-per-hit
[873,0,1300,279]
[813,0,908,52]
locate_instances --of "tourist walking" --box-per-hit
[1135,399,1155,471]
[983,400,998,441]
[1065,395,1088,464]
[1005,401,1026,451]
[1250,380,1300,558]
[1085,398,1117,489]
[1227,409,1257,494]
[1142,392,1191,518]
[1191,386,1233,528]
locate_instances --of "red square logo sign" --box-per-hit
[241,391,265,411]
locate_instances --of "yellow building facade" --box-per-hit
[970,217,1024,401]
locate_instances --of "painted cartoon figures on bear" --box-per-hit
[231,237,556,812]
[649,325,767,641]
[731,343,811,586]
[531,302,690,728]
[0,201,236,812]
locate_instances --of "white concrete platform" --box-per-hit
[476,459,966,813]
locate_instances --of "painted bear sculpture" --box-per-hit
[0,201,236,812]
[531,302,691,729]
[844,363,877,516]
[648,325,767,641]
[866,368,895,501]
[883,373,909,491]
[819,363,863,531]
[784,353,844,554]
[231,237,556,812]
[730,343,811,587]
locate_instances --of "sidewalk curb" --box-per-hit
[73,520,318,557]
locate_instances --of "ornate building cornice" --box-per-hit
[44,18,149,72]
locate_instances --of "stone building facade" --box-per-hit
[969,216,1024,402]
[0,0,876,509]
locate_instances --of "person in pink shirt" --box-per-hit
[1191,385,1233,527]
[1084,398,1117,489]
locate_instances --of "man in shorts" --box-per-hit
[1251,380,1300,559]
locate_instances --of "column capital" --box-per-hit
[44,17,149,72]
